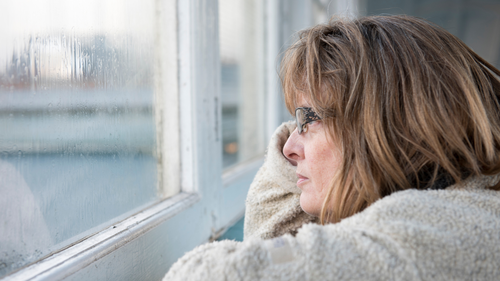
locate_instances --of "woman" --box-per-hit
[164,15,500,280]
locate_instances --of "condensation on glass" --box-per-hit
[219,0,266,169]
[0,0,161,277]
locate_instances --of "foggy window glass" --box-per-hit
[219,0,265,169]
[0,0,163,277]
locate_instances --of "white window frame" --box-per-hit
[1,0,331,280]
[2,0,255,280]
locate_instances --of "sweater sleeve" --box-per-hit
[163,223,420,281]
[164,179,500,281]
[243,121,318,240]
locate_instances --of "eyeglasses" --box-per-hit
[295,107,322,134]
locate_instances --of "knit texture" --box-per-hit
[244,121,319,240]
[164,174,500,280]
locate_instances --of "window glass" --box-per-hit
[0,0,160,277]
[219,0,266,169]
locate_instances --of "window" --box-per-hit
[0,0,168,277]
[219,0,266,169]
[0,1,334,280]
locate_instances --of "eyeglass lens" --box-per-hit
[295,108,305,134]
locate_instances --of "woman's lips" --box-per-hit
[296,173,309,186]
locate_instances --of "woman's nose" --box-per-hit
[283,128,303,166]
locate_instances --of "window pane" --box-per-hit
[0,0,160,276]
[220,0,266,169]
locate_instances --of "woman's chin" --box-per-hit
[299,193,321,217]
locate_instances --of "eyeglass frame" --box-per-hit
[295,107,322,135]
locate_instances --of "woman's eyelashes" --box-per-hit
[307,120,321,128]
[302,120,320,135]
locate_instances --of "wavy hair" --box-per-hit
[280,15,500,223]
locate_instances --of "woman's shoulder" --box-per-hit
[339,174,500,229]
[290,175,500,280]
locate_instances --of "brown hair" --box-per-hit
[280,15,500,224]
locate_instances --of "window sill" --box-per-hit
[3,193,199,281]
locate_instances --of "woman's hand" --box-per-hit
[243,121,318,240]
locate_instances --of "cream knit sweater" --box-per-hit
[164,122,500,281]
[244,121,319,239]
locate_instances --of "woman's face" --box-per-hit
[283,96,341,217]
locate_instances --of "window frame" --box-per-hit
[1,0,330,279]
[2,0,257,280]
